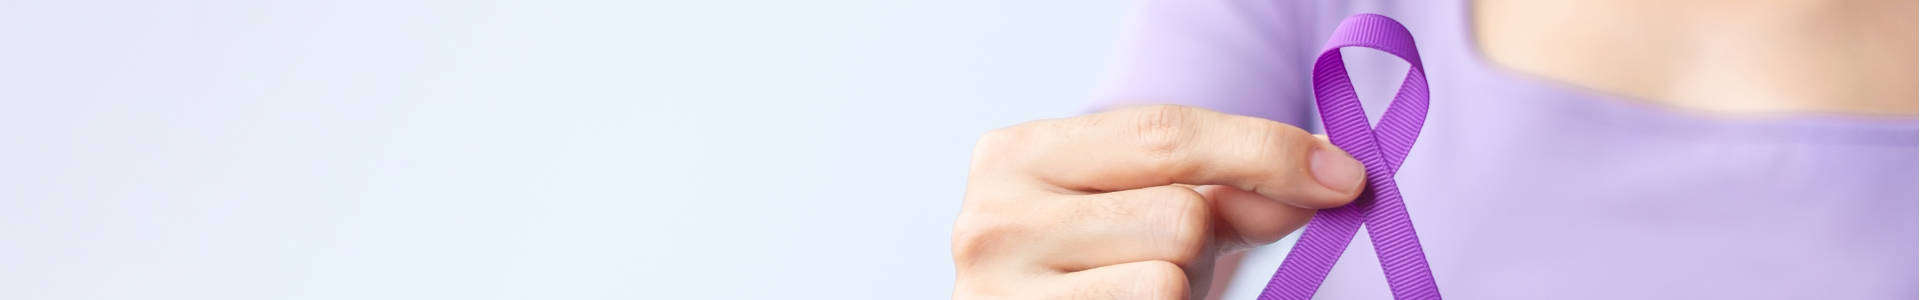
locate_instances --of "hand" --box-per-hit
[953,105,1366,299]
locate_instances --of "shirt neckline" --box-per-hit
[1444,0,1918,146]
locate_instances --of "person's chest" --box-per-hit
[1294,76,1918,299]
[1468,0,1918,116]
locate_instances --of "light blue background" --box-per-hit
[0,1,1137,298]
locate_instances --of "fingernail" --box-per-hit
[1309,147,1364,193]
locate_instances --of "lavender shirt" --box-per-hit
[1094,1,1918,298]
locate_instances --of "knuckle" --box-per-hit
[969,126,1024,172]
[1065,186,1210,264]
[1129,260,1190,300]
[949,213,1020,267]
[1160,188,1211,263]
[1127,105,1196,160]
[1136,186,1210,263]
[951,209,1030,299]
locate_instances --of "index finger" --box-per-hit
[974,105,1366,209]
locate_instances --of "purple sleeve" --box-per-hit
[1092,0,1324,126]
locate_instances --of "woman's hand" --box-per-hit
[954,105,1366,299]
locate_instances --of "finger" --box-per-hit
[989,104,1365,209]
[1033,186,1212,272]
[1194,185,1314,251]
[1051,260,1191,300]
[1028,184,1316,270]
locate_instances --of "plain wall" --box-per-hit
[0,1,1137,298]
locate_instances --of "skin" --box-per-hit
[955,105,1366,299]
[956,1,1915,299]
[1474,0,1916,116]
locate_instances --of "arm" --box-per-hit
[1094,0,1320,127]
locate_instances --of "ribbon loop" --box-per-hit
[1257,14,1439,300]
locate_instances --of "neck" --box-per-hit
[1474,0,1917,116]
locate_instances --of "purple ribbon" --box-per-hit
[1258,14,1439,300]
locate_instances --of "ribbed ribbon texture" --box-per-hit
[1256,14,1440,300]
